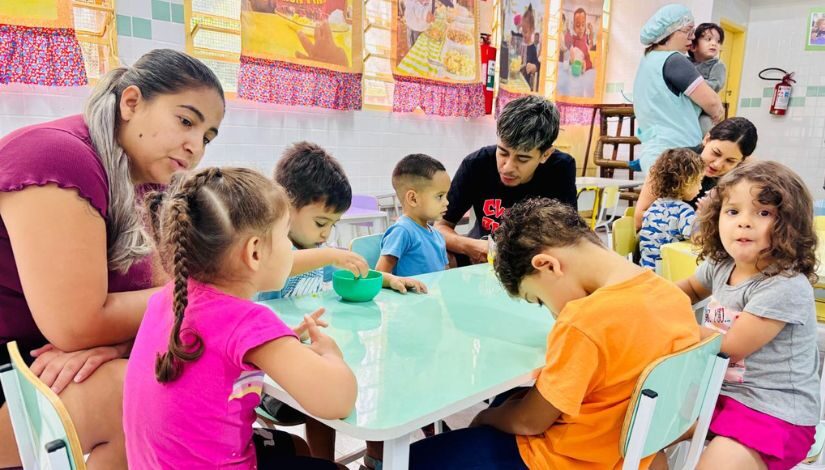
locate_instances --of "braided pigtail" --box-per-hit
[154,170,219,382]
[152,167,289,384]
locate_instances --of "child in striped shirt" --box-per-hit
[639,148,705,269]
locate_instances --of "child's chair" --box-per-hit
[611,215,637,258]
[593,186,622,233]
[619,334,729,470]
[794,355,825,467]
[336,195,390,247]
[659,242,700,282]
[0,341,87,470]
[350,233,383,269]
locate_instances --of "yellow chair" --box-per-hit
[577,185,600,228]
[611,215,637,259]
[624,206,635,217]
[660,242,700,282]
[816,300,825,324]
[815,216,825,232]
[594,186,622,235]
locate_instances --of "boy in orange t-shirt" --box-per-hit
[409,198,700,470]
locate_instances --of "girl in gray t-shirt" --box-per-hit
[677,161,820,469]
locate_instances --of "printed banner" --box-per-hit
[556,0,608,104]
[239,0,363,110]
[497,0,548,95]
[391,0,485,117]
[392,0,480,83]
[0,0,73,29]
[241,0,363,73]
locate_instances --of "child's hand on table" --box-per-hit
[303,314,344,359]
[383,273,428,294]
[293,308,329,342]
[329,249,370,278]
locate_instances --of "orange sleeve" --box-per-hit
[535,319,601,417]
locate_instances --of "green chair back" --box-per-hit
[620,334,728,469]
[0,342,86,470]
[350,233,383,269]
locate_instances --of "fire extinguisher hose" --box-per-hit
[759,67,795,84]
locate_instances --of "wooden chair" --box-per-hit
[619,335,729,469]
[0,341,86,470]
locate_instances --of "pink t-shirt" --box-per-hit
[124,280,297,469]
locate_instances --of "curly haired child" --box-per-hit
[639,148,705,269]
[678,161,820,470]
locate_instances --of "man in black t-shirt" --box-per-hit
[436,96,577,264]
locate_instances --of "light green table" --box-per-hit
[258,264,553,469]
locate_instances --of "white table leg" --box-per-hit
[383,433,411,470]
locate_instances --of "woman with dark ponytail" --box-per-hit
[0,49,225,468]
[634,117,758,230]
[124,167,355,469]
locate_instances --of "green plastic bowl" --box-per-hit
[332,270,383,302]
[571,60,583,77]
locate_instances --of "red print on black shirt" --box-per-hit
[481,199,505,233]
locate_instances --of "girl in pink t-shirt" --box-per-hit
[124,167,356,469]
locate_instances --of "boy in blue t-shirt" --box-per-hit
[377,154,450,276]
[257,142,425,300]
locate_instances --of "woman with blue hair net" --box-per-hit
[632,4,724,173]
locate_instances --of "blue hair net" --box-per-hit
[640,4,694,46]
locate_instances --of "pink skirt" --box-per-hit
[709,395,817,470]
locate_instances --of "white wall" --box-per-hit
[711,0,751,26]
[0,0,496,196]
[736,0,825,199]
[3,0,822,199]
[0,84,496,194]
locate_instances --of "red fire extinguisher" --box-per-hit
[760,68,795,116]
[480,34,496,115]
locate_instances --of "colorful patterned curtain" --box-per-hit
[0,0,87,86]
[391,0,484,118]
[238,0,364,110]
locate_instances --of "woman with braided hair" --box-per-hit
[124,167,354,468]
[0,49,225,468]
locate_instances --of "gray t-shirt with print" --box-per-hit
[696,259,820,426]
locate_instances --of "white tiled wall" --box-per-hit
[0,83,495,194]
[737,0,825,200]
[0,0,496,194]
[4,0,822,199]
